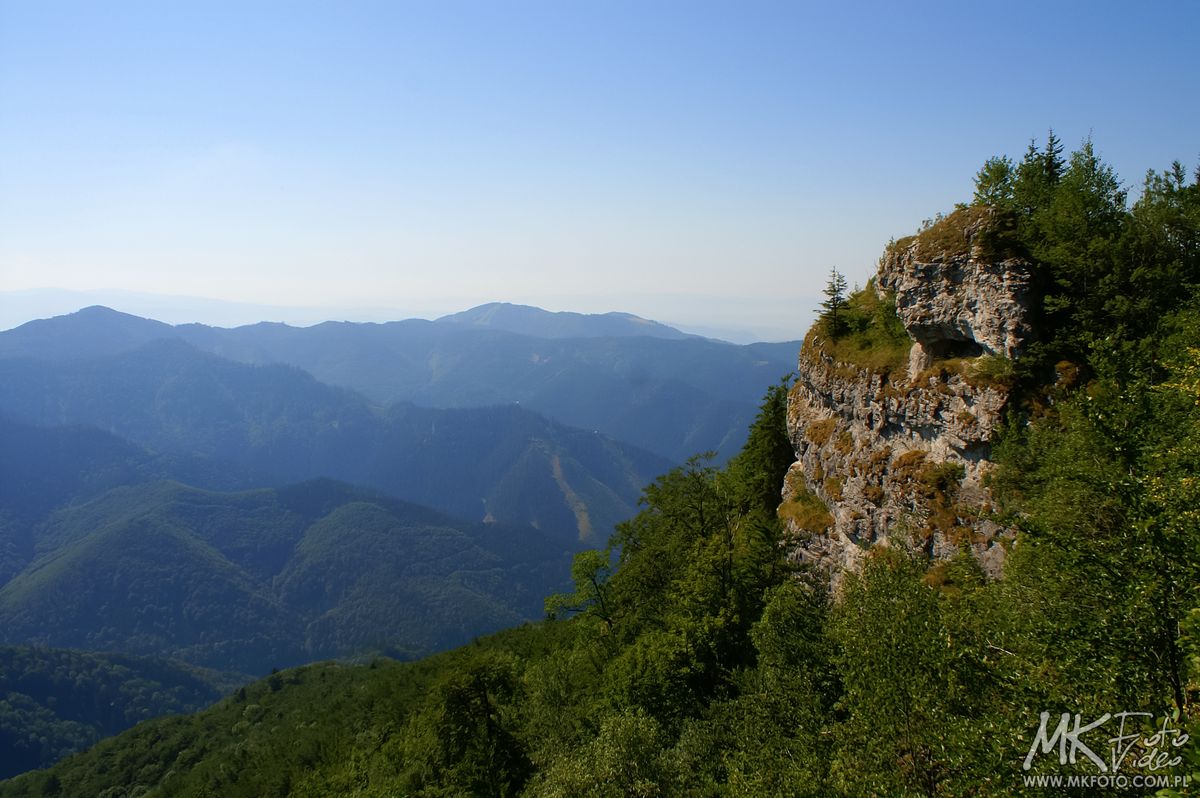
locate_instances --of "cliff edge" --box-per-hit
[781,207,1033,580]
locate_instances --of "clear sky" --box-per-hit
[1,0,1197,340]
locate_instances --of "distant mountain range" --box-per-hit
[435,302,697,339]
[0,340,667,544]
[0,289,808,343]
[0,300,796,696]
[0,299,800,781]
[0,301,697,360]
[0,305,798,463]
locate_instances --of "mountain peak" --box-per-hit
[0,306,176,360]
[48,305,168,327]
[434,302,693,340]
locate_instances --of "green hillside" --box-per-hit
[0,416,259,585]
[0,646,229,780]
[0,480,572,676]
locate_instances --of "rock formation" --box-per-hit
[781,207,1033,581]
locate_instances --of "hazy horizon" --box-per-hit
[0,286,814,343]
[2,2,1197,340]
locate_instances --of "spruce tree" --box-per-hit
[821,268,849,336]
[1043,128,1065,182]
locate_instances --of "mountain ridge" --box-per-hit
[435,301,698,340]
[0,340,669,545]
[0,305,798,463]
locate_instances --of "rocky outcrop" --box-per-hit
[878,206,1034,377]
[781,208,1033,581]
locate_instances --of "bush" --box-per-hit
[969,354,1016,388]
[778,481,833,533]
[807,287,911,375]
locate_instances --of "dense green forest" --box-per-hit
[0,646,230,780]
[0,477,574,675]
[2,139,1197,795]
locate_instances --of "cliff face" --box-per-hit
[781,208,1033,580]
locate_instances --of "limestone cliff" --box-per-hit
[781,207,1033,580]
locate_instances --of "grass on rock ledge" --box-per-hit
[804,287,911,376]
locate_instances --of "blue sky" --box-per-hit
[1,1,1197,340]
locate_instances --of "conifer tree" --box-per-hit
[973,156,1015,206]
[1043,129,1065,181]
[821,268,848,336]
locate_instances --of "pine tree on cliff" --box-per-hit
[821,268,849,336]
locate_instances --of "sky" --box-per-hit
[1,1,1198,341]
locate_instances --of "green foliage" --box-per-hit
[721,376,797,519]
[527,709,672,797]
[994,335,1200,713]
[399,652,532,796]
[543,549,614,626]
[830,548,956,795]
[809,286,911,374]
[1010,131,1065,220]
[821,268,850,336]
[975,134,1199,374]
[973,155,1016,206]
[969,353,1017,388]
[0,647,227,779]
[713,580,837,795]
[0,480,572,677]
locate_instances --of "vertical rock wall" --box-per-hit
[781,208,1033,581]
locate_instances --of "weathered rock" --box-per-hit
[781,208,1032,583]
[878,206,1035,363]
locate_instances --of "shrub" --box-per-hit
[886,205,1023,263]
[778,480,833,533]
[822,476,844,502]
[804,418,838,447]
[969,354,1016,388]
[806,288,911,376]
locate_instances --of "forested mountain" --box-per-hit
[0,306,174,362]
[0,305,798,462]
[0,646,230,780]
[0,416,264,590]
[0,341,669,545]
[4,140,1194,797]
[0,478,571,675]
[0,416,253,522]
